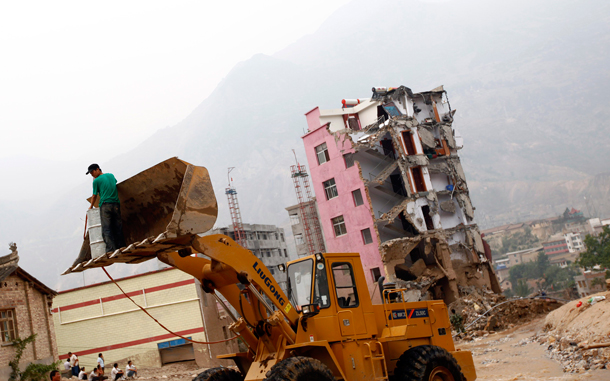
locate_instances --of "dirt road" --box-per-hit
[130,318,608,380]
[457,317,608,381]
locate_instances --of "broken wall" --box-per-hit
[324,85,500,305]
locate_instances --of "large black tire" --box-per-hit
[393,345,465,381]
[193,367,244,381]
[264,356,334,381]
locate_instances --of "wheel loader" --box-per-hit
[66,158,476,381]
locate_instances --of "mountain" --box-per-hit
[3,0,610,290]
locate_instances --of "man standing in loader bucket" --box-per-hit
[87,163,125,253]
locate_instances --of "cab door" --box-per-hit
[329,260,367,336]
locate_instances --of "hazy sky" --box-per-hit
[0,0,350,195]
[0,1,462,205]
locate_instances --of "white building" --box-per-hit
[564,232,585,253]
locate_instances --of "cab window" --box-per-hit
[331,262,359,308]
[314,260,331,308]
[287,259,313,307]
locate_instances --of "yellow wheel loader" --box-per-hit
[66,158,476,381]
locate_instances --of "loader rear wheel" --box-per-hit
[192,367,243,381]
[394,345,465,381]
[264,356,334,381]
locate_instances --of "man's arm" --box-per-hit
[89,195,98,209]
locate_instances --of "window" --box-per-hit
[262,233,268,240]
[352,189,364,206]
[266,251,271,257]
[0,309,17,343]
[361,228,373,245]
[343,114,361,131]
[157,336,193,349]
[410,166,427,193]
[332,216,347,237]
[284,249,288,257]
[323,178,338,200]
[371,267,382,282]
[315,143,330,165]
[280,233,285,242]
[275,233,279,240]
[421,205,434,230]
[343,153,354,168]
[270,268,275,275]
[332,263,359,308]
[401,130,417,155]
[295,234,304,245]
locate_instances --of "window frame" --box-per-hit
[315,143,330,165]
[0,309,17,343]
[323,178,338,200]
[295,234,304,246]
[331,262,360,309]
[343,153,354,168]
[352,189,364,206]
[361,228,373,245]
[331,216,347,237]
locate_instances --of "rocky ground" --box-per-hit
[456,317,608,380]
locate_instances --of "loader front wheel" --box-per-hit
[264,356,334,381]
[394,345,465,381]
[192,367,243,381]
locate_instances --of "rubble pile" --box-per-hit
[535,291,610,373]
[449,286,562,336]
[533,332,610,373]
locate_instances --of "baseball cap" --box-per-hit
[86,164,100,175]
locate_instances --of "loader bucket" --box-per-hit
[65,157,217,274]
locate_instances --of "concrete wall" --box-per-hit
[52,268,213,369]
[0,272,58,381]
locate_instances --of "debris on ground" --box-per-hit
[457,318,610,380]
[532,291,610,373]
[116,361,209,380]
[448,286,562,337]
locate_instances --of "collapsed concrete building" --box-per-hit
[302,86,501,304]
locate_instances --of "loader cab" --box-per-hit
[286,253,376,342]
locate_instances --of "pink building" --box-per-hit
[303,107,384,284]
[302,86,500,302]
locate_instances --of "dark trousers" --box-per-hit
[100,202,126,252]
[71,366,80,377]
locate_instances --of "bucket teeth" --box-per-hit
[137,238,152,247]
[83,258,95,268]
[153,232,167,243]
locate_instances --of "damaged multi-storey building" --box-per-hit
[302,86,501,304]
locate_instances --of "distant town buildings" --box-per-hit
[208,223,289,292]
[493,247,543,291]
[0,246,58,381]
[285,200,326,257]
[574,270,606,297]
[301,85,500,303]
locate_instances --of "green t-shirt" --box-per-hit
[92,173,120,207]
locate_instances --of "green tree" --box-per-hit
[515,279,531,297]
[535,251,550,278]
[498,227,540,255]
[578,226,610,269]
